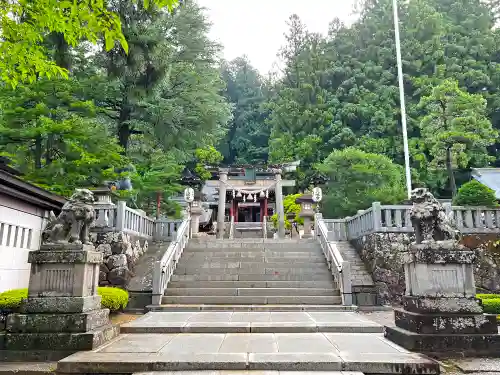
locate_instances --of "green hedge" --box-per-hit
[476,294,500,300]
[0,287,128,313]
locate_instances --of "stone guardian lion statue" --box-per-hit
[409,187,460,244]
[42,189,96,245]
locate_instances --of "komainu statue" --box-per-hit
[410,187,460,244]
[42,189,96,245]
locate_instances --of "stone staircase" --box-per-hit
[55,238,439,374]
[158,238,343,309]
[334,241,378,306]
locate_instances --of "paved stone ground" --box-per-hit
[121,311,383,333]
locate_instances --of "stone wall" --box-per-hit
[351,232,500,304]
[91,231,149,288]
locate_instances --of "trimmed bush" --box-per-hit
[454,180,497,207]
[0,287,128,313]
[481,298,500,314]
[476,293,500,300]
[0,288,27,312]
[98,287,129,312]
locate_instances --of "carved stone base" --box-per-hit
[385,325,500,356]
[402,295,483,314]
[394,308,497,335]
[6,309,110,333]
[0,324,119,361]
[22,295,102,314]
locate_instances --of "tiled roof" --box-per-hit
[472,168,500,199]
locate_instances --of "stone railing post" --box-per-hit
[115,200,126,231]
[217,168,228,239]
[372,201,382,232]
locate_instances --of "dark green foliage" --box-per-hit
[219,57,270,164]
[318,148,406,218]
[454,180,498,207]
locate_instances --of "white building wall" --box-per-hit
[0,194,47,293]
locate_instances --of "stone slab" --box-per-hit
[147,304,357,312]
[0,362,56,375]
[121,311,382,334]
[452,357,500,372]
[385,325,500,356]
[6,308,110,333]
[394,308,498,335]
[21,295,102,314]
[133,372,363,375]
[340,352,439,374]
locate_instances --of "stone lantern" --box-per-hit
[190,191,204,238]
[91,186,117,229]
[296,194,315,239]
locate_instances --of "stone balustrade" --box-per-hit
[323,203,500,241]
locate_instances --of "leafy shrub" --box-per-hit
[476,293,500,300]
[271,193,306,229]
[0,287,128,313]
[0,288,27,312]
[98,287,129,312]
[317,148,406,218]
[454,180,497,207]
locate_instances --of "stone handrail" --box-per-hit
[151,217,190,305]
[263,216,268,239]
[316,215,352,305]
[154,218,183,241]
[229,215,235,239]
[329,202,500,241]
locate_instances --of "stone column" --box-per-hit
[384,189,500,355]
[217,168,228,239]
[190,199,203,238]
[3,189,119,361]
[274,170,285,239]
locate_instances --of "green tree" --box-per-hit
[417,79,498,196]
[454,180,497,207]
[271,193,304,229]
[194,146,223,181]
[317,148,406,218]
[0,0,179,87]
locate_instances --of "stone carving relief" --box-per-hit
[42,189,96,245]
[409,188,460,244]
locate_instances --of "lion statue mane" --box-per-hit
[42,188,96,245]
[410,187,460,244]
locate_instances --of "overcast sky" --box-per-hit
[197,0,358,74]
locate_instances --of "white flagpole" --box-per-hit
[392,0,412,199]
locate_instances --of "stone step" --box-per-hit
[165,288,338,297]
[184,250,324,256]
[57,332,439,374]
[176,261,328,269]
[168,281,336,289]
[171,274,334,282]
[121,311,383,334]
[148,304,357,312]
[161,296,342,305]
[173,268,331,276]
[180,255,327,262]
[132,372,362,375]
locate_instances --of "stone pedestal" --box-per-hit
[385,241,500,356]
[0,244,119,361]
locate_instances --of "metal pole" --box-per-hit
[392,0,412,199]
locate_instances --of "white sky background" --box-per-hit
[197,0,358,75]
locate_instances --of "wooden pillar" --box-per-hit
[264,198,268,219]
[260,199,264,222]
